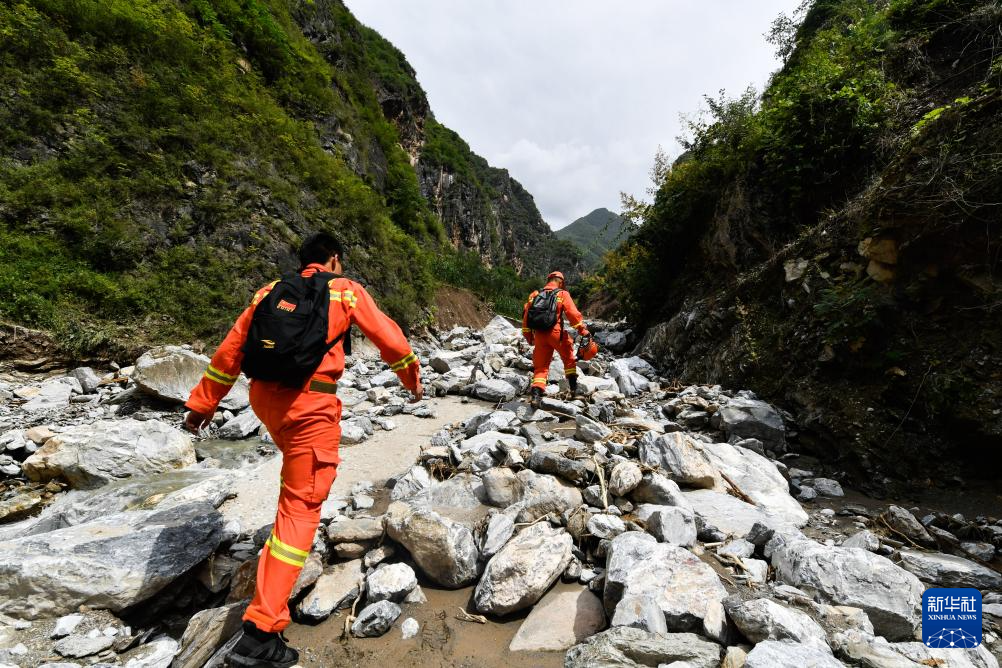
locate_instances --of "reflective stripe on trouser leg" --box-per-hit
[531,332,557,391]
[243,443,338,632]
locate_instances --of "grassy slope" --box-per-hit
[0,0,559,356]
[555,208,630,270]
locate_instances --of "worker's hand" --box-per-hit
[524,333,534,345]
[409,381,424,403]
[184,409,213,434]
[579,328,590,338]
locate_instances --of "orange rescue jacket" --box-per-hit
[522,281,587,341]
[186,263,420,415]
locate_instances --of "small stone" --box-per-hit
[811,478,844,497]
[401,617,419,639]
[960,541,996,562]
[54,634,115,658]
[587,514,627,540]
[51,613,85,638]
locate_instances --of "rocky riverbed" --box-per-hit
[0,316,1000,667]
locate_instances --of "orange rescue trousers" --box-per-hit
[530,329,577,389]
[242,381,342,633]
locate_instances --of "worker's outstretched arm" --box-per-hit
[184,282,275,430]
[560,290,589,335]
[348,283,422,398]
[522,291,536,344]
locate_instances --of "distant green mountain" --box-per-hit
[555,208,631,270]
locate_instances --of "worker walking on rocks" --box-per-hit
[184,232,422,668]
[522,270,589,407]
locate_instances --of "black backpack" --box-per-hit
[241,272,348,387]
[526,289,560,330]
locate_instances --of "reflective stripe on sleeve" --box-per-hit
[252,280,279,306]
[390,352,418,371]
[204,365,238,386]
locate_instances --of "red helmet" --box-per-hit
[577,335,598,361]
[547,271,565,282]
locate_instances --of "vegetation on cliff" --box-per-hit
[0,0,568,356]
[596,0,1002,474]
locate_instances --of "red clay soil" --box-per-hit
[432,287,493,331]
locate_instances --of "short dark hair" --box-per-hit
[298,232,343,268]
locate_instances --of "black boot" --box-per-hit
[228,621,299,668]
[567,375,579,397]
[529,386,543,408]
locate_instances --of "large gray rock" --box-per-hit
[684,489,786,537]
[630,472,690,508]
[638,432,717,488]
[481,513,516,558]
[896,549,1002,589]
[8,468,232,539]
[700,441,808,527]
[429,350,464,373]
[122,635,179,667]
[833,628,999,668]
[72,366,102,394]
[771,539,923,640]
[366,563,417,603]
[474,523,573,615]
[296,560,364,621]
[482,315,519,344]
[716,396,786,447]
[564,627,721,668]
[173,602,245,668]
[389,465,433,501]
[0,502,223,619]
[609,359,650,397]
[604,532,726,633]
[134,346,248,410]
[509,584,605,652]
[744,640,845,668]
[54,634,115,658]
[384,501,479,588]
[472,378,518,403]
[611,594,668,634]
[575,414,611,443]
[217,410,262,440]
[22,419,196,489]
[724,597,829,650]
[576,374,617,395]
[511,470,583,524]
[608,461,643,497]
[634,504,696,546]
[883,506,935,548]
[351,600,401,638]
[22,377,76,412]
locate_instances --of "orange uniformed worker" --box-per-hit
[184,232,421,668]
[522,270,588,406]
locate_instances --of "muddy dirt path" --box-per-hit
[219,395,491,531]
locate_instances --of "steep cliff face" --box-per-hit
[293,1,580,279]
[413,121,581,278]
[605,0,1002,479]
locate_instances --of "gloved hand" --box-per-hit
[524,332,535,345]
[579,328,590,338]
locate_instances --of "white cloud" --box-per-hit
[348,0,802,228]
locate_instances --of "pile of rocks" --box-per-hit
[0,316,1000,667]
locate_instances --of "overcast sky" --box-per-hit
[349,1,801,230]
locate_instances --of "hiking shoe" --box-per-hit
[228,622,299,668]
[529,386,543,408]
